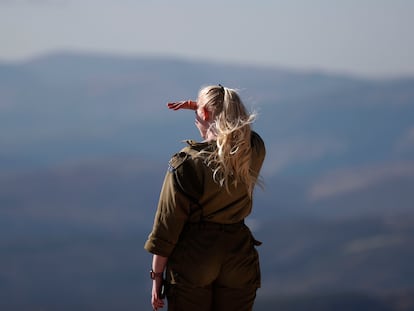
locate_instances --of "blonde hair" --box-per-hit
[197,85,258,196]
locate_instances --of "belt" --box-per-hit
[185,220,246,232]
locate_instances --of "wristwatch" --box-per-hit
[150,269,163,280]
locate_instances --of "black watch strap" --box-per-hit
[150,269,163,280]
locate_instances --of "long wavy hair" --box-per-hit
[197,85,259,197]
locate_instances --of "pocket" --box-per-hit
[245,226,262,286]
[245,225,262,246]
[252,236,263,246]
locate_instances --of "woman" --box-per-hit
[144,85,266,311]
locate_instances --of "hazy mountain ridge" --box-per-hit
[1,51,414,174]
[1,51,414,310]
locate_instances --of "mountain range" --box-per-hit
[1,52,414,310]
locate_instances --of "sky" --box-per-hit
[1,0,414,78]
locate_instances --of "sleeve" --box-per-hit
[144,151,201,257]
[251,131,266,177]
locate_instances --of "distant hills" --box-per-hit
[1,52,414,310]
[1,52,413,173]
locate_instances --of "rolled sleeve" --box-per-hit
[144,168,192,257]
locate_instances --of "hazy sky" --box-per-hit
[1,0,413,77]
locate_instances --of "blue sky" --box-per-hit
[1,0,413,77]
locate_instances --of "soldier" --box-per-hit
[144,85,266,311]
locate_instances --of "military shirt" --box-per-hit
[144,131,266,257]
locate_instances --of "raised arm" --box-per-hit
[167,100,197,111]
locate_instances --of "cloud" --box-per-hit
[343,234,405,254]
[263,136,347,176]
[308,161,414,201]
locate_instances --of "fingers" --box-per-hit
[167,100,197,111]
[151,279,165,310]
[152,296,165,310]
[152,301,164,310]
[167,102,185,110]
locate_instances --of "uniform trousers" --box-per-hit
[165,221,261,311]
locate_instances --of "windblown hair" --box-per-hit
[197,85,259,197]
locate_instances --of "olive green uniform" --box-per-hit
[144,131,266,311]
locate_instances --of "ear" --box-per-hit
[201,107,210,121]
